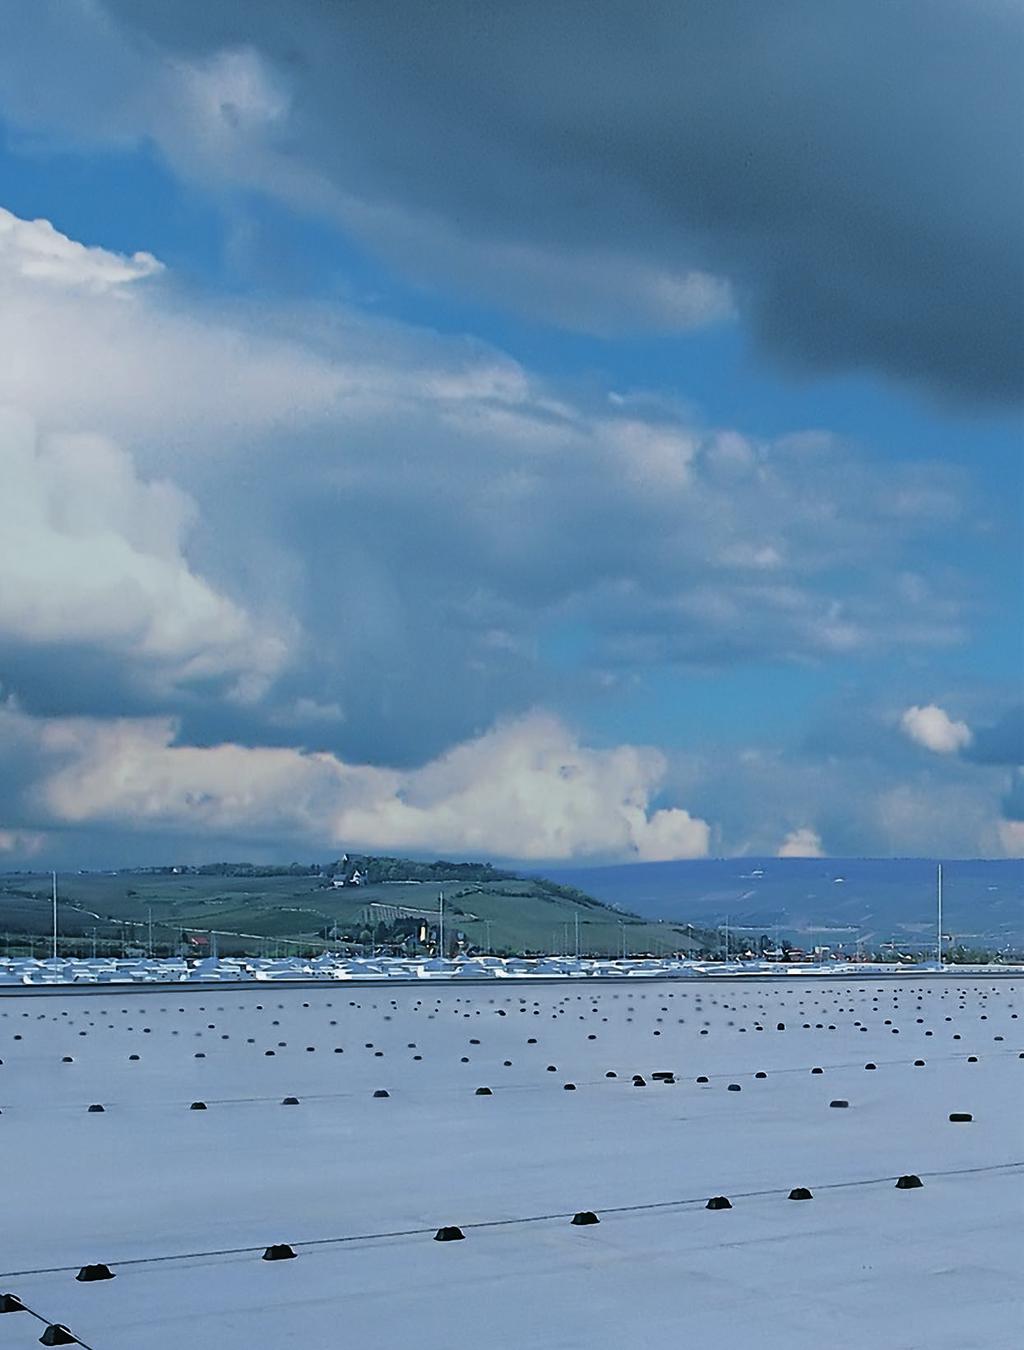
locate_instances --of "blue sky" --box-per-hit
[0,1,1020,866]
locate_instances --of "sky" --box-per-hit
[0,0,1021,868]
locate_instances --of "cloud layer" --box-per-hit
[0,0,1020,883]
[0,196,1016,862]
[3,1,1020,401]
[0,412,286,698]
[0,206,969,747]
[3,702,709,863]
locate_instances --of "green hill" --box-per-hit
[0,858,718,959]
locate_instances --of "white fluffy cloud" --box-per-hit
[33,709,709,862]
[0,411,287,696]
[0,205,161,290]
[777,827,824,858]
[0,209,348,445]
[0,209,295,699]
[900,704,973,755]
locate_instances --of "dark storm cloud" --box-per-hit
[100,0,1024,403]
[0,642,240,723]
[1003,768,1024,821]
[957,706,1024,832]
[968,705,1024,766]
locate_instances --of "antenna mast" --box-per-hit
[51,870,58,963]
[936,862,943,969]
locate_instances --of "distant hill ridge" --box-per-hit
[120,856,609,911]
[546,856,1024,947]
[129,857,513,883]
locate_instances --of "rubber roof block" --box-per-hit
[39,1326,78,1346]
[76,1264,114,1282]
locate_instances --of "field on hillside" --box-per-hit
[0,974,1019,1349]
[0,871,710,958]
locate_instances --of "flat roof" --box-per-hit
[1,976,1020,1348]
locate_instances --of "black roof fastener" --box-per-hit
[76,1264,114,1282]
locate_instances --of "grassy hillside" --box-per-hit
[0,861,717,959]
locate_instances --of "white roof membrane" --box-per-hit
[0,976,1020,1348]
